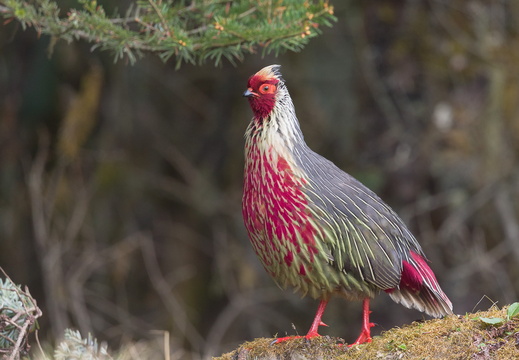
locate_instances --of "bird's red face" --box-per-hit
[243,74,279,119]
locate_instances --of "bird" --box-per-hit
[241,64,453,345]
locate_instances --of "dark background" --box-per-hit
[2,1,519,358]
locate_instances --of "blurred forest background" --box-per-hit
[2,0,519,358]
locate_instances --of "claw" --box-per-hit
[271,336,301,345]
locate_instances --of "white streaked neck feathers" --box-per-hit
[246,84,304,154]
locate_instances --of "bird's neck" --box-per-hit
[244,94,305,163]
[245,120,292,172]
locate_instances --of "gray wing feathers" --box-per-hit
[297,147,423,291]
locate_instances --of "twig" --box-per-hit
[8,317,31,360]
[472,295,499,313]
[428,0,490,62]
[348,15,404,135]
[147,0,173,39]
[163,330,170,360]
[35,330,50,360]
[238,7,257,19]
[138,235,204,350]
[24,136,69,339]
[494,187,519,264]
[0,268,42,360]
[150,330,170,360]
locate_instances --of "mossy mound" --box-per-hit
[216,336,346,360]
[215,305,519,360]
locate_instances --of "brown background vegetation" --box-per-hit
[1,1,519,358]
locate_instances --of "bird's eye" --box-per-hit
[259,83,276,94]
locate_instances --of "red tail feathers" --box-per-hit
[386,251,453,317]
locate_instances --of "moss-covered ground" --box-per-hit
[214,305,519,360]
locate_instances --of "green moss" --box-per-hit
[216,336,346,359]
[214,305,519,360]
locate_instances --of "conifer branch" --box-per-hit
[0,0,336,66]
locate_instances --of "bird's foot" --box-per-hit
[348,322,375,347]
[271,335,305,344]
[271,321,327,344]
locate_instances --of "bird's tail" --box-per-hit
[386,251,453,318]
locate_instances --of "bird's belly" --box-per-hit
[243,188,377,300]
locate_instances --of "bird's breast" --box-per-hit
[242,143,320,283]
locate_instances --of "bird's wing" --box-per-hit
[299,150,423,291]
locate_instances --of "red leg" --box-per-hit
[305,299,329,338]
[349,298,375,346]
[273,299,329,343]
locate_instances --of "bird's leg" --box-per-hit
[349,298,375,346]
[305,299,329,338]
[272,299,329,344]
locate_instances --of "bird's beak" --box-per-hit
[243,88,258,98]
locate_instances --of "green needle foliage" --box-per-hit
[0,0,336,66]
[54,329,112,360]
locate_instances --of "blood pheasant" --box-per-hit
[242,65,453,345]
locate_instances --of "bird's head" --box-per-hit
[243,65,284,119]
